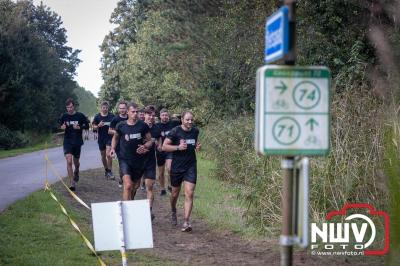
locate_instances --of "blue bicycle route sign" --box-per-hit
[265,6,289,63]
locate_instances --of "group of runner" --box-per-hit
[59,98,200,232]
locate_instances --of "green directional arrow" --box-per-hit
[275,81,288,94]
[305,118,319,131]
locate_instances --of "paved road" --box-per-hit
[0,140,102,213]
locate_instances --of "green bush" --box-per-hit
[0,124,29,150]
[201,87,388,235]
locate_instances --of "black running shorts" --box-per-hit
[144,159,156,180]
[119,159,144,181]
[63,144,82,159]
[156,151,173,166]
[98,138,112,151]
[170,163,197,187]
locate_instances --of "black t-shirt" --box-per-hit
[92,113,115,142]
[110,114,128,130]
[145,124,162,164]
[156,120,181,144]
[59,112,89,146]
[110,115,128,154]
[166,126,199,173]
[116,120,150,167]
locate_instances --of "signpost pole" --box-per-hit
[281,1,296,266]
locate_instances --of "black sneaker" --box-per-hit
[73,170,79,182]
[181,221,192,232]
[151,212,155,221]
[171,211,177,226]
[160,189,167,196]
[69,180,76,191]
[118,179,123,188]
[109,171,115,180]
[167,186,172,193]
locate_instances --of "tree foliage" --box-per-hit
[0,0,81,132]
[74,86,97,118]
[99,0,397,120]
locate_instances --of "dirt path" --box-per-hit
[54,168,384,266]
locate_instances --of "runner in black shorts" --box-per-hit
[156,109,181,195]
[162,111,200,232]
[59,98,89,191]
[143,106,162,219]
[110,102,153,201]
[109,100,128,187]
[92,101,115,179]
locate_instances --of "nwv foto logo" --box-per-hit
[310,203,390,256]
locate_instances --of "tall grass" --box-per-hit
[383,111,400,265]
[201,87,388,235]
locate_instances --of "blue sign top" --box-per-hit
[265,6,289,63]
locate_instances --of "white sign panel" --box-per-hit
[92,200,153,251]
[255,65,331,156]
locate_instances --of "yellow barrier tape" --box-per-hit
[44,183,106,266]
[44,156,91,210]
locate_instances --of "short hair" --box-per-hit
[127,102,138,110]
[144,105,156,112]
[101,101,109,106]
[65,98,75,106]
[144,106,156,114]
[138,108,145,113]
[118,100,127,107]
[181,110,194,119]
[160,108,169,114]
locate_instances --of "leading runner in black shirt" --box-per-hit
[162,111,201,232]
[110,102,153,201]
[59,98,89,191]
[156,108,181,195]
[92,101,115,179]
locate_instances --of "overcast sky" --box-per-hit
[33,0,119,97]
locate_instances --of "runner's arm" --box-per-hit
[110,132,119,157]
[143,132,153,150]
[162,137,186,152]
[156,136,163,151]
[108,128,116,135]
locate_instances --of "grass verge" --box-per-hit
[193,158,260,239]
[383,122,400,265]
[0,188,172,265]
[0,133,60,159]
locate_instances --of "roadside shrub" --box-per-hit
[201,87,388,235]
[0,124,30,150]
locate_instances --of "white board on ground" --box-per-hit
[91,199,153,251]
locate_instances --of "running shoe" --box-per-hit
[167,186,172,193]
[108,171,115,180]
[181,221,192,232]
[151,212,155,221]
[69,180,76,191]
[73,170,79,182]
[118,179,123,188]
[105,170,115,180]
[171,211,177,226]
[160,189,167,196]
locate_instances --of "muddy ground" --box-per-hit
[53,168,385,266]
